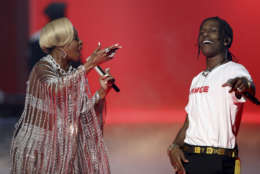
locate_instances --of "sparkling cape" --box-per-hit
[10,55,110,174]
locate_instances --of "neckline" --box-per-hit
[202,61,230,77]
[46,55,73,75]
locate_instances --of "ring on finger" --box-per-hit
[105,48,110,53]
[108,52,115,58]
[104,74,110,78]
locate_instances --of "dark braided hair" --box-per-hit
[197,16,234,60]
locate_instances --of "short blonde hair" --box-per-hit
[39,17,74,53]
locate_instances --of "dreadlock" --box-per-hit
[197,16,234,60]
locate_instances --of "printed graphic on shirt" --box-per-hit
[190,86,209,94]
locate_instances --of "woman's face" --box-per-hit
[65,28,82,62]
[199,19,225,58]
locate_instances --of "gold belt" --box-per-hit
[182,144,238,158]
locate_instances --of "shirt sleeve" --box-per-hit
[185,79,194,114]
[229,63,253,103]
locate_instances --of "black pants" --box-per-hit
[181,152,239,174]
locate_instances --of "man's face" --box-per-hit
[199,19,225,58]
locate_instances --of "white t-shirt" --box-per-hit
[184,61,252,149]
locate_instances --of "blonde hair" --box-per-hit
[39,17,74,53]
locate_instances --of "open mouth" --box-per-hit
[202,40,214,45]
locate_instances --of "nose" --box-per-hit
[79,40,83,45]
[202,31,209,37]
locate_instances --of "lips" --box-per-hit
[201,39,214,47]
[203,40,213,44]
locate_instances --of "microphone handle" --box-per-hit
[243,92,260,105]
[95,66,120,92]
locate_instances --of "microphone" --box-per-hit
[224,79,260,105]
[243,92,260,105]
[94,66,120,92]
[88,42,121,92]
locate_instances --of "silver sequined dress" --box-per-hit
[10,55,110,174]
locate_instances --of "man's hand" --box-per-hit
[168,144,189,174]
[222,77,250,94]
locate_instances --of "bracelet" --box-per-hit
[94,91,101,104]
[247,80,251,89]
[168,143,179,153]
[86,56,91,62]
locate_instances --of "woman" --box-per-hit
[168,17,256,174]
[10,17,121,174]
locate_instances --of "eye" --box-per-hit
[210,28,218,32]
[199,31,205,35]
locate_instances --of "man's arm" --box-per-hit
[168,115,189,174]
[222,77,256,99]
[171,115,189,147]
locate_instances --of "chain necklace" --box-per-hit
[202,59,228,77]
[46,55,74,76]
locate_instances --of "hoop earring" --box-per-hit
[62,51,67,59]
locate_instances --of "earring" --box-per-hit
[62,51,67,59]
[60,49,67,59]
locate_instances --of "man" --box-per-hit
[168,16,256,174]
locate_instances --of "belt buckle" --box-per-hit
[206,147,214,154]
[194,147,201,153]
[217,149,225,155]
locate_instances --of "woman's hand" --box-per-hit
[168,144,188,174]
[85,42,122,71]
[100,68,114,91]
[97,68,115,99]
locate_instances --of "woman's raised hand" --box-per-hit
[87,42,122,67]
